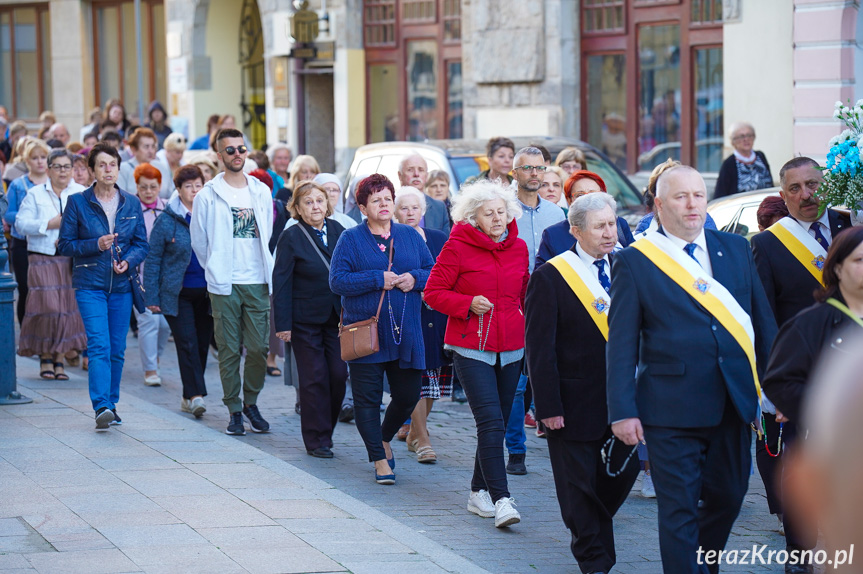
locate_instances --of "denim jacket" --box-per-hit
[57,185,149,292]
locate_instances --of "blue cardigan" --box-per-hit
[330,221,434,369]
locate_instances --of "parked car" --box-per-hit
[707,188,780,241]
[342,137,645,223]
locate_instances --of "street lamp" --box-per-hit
[0,245,31,405]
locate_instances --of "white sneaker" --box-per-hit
[494,497,520,528]
[181,398,192,413]
[190,397,206,418]
[144,374,162,386]
[641,471,656,498]
[467,490,495,518]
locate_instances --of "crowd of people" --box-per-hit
[2,101,861,574]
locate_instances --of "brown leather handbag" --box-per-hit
[339,237,393,361]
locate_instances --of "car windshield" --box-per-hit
[449,156,484,186]
[583,151,642,209]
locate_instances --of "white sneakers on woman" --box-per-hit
[467,490,495,518]
[494,497,521,528]
[468,490,520,527]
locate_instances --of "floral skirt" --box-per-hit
[420,364,453,400]
[17,254,88,357]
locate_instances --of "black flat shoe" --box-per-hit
[307,447,334,458]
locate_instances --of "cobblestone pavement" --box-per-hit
[105,332,793,574]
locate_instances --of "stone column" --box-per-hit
[48,0,91,136]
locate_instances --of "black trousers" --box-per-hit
[165,287,212,400]
[10,237,28,326]
[291,314,347,451]
[452,354,521,502]
[644,397,751,574]
[754,414,783,515]
[349,360,421,462]
[547,430,638,574]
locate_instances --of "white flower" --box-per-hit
[835,109,843,119]
[841,129,854,141]
[856,99,863,108]
[836,101,845,110]
[856,138,863,150]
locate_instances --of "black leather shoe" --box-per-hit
[307,447,334,458]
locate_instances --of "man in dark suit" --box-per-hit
[751,156,851,327]
[398,153,450,235]
[749,156,848,574]
[607,165,777,574]
[527,192,638,574]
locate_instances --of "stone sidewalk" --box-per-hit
[116,333,787,574]
[1,333,797,573]
[0,356,489,574]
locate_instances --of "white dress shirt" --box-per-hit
[575,242,612,283]
[663,228,713,277]
[794,210,832,246]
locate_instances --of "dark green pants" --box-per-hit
[210,284,270,413]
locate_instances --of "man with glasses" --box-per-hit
[505,146,566,476]
[190,128,275,436]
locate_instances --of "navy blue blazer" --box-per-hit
[420,228,449,370]
[750,209,851,327]
[535,216,633,269]
[424,196,451,236]
[606,229,777,428]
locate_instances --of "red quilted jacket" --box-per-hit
[424,220,529,352]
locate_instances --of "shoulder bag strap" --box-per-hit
[297,222,330,271]
[826,297,863,328]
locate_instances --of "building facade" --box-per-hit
[2,0,862,179]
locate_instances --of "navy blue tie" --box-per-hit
[810,222,829,250]
[594,260,611,293]
[684,243,701,266]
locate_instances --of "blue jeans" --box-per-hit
[505,373,529,454]
[453,354,521,502]
[76,289,132,412]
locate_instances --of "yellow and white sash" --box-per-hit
[632,231,761,399]
[765,216,827,286]
[548,249,610,341]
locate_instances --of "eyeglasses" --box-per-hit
[732,133,755,142]
[515,165,548,173]
[221,145,248,156]
[50,164,73,172]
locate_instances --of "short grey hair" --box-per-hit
[513,146,543,169]
[394,186,427,215]
[728,121,755,141]
[398,152,427,173]
[48,149,74,167]
[568,193,617,229]
[451,180,522,227]
[266,142,291,163]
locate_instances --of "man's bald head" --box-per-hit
[398,153,429,189]
[655,165,704,200]
[653,165,707,242]
[48,123,70,145]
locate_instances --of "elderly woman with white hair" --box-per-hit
[714,122,773,199]
[424,180,529,528]
[393,186,450,463]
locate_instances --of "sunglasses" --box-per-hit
[221,145,248,156]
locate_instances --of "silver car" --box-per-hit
[707,188,780,241]
[342,137,645,223]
